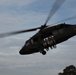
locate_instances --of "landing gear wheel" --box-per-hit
[42,51,46,55]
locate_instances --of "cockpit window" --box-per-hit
[25,39,35,46]
[31,39,34,44]
[26,41,29,46]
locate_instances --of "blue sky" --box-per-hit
[0,0,76,75]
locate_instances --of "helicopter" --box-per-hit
[0,0,76,55]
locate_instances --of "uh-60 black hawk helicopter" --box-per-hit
[0,0,76,55]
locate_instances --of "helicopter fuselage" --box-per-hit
[19,23,76,55]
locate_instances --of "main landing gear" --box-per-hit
[42,50,46,55]
[39,50,46,55]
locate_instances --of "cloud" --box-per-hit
[0,0,36,6]
[0,10,47,31]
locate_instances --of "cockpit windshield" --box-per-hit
[25,41,29,46]
[25,39,34,46]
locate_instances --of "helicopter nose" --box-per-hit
[19,50,24,55]
[19,50,27,55]
[19,48,26,55]
[19,47,29,55]
[19,50,22,55]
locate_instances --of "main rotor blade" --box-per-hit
[0,27,41,38]
[51,15,76,25]
[44,0,66,25]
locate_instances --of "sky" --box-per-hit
[0,0,76,75]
